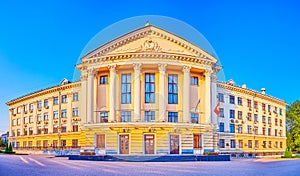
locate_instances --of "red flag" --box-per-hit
[214,101,220,115]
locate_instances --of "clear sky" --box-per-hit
[0,0,299,134]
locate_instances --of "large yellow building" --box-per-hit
[6,24,286,156]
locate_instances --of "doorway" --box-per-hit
[119,134,129,154]
[144,134,155,154]
[170,134,180,154]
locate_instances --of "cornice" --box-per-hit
[217,82,287,106]
[6,82,81,106]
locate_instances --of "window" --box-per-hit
[168,112,178,122]
[255,140,259,149]
[219,122,224,132]
[279,108,283,115]
[219,108,224,117]
[29,103,34,111]
[43,140,48,148]
[268,117,271,124]
[219,139,225,148]
[73,108,79,117]
[145,73,155,103]
[190,76,198,85]
[99,112,108,123]
[274,107,278,114]
[17,129,20,136]
[44,127,48,134]
[230,139,236,148]
[193,134,201,149]
[247,125,252,134]
[254,126,258,135]
[37,114,42,122]
[280,142,283,148]
[168,74,178,104]
[73,92,79,101]
[44,99,49,107]
[247,113,252,121]
[72,139,78,148]
[23,141,27,147]
[53,111,58,119]
[100,75,108,84]
[53,140,58,148]
[143,111,154,122]
[24,117,28,124]
[279,130,283,137]
[262,116,266,123]
[53,97,59,105]
[73,124,79,132]
[254,101,258,109]
[248,140,252,148]
[17,118,21,125]
[238,140,243,148]
[24,104,28,112]
[262,103,266,111]
[230,110,235,118]
[230,124,235,133]
[237,97,242,105]
[37,101,42,109]
[36,141,41,147]
[12,119,16,126]
[96,134,105,148]
[121,111,131,122]
[262,127,266,135]
[238,125,242,134]
[24,129,28,135]
[218,93,224,102]
[17,107,21,114]
[280,119,283,126]
[44,113,48,120]
[37,127,42,135]
[121,74,132,104]
[53,126,58,133]
[238,111,242,119]
[275,129,278,136]
[268,141,272,148]
[61,140,66,147]
[29,128,33,135]
[275,118,278,126]
[61,95,67,103]
[268,105,271,112]
[247,99,251,108]
[191,113,198,123]
[263,141,267,148]
[61,125,66,133]
[254,114,258,122]
[61,109,67,118]
[275,141,278,148]
[229,95,235,104]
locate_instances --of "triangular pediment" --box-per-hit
[81,25,217,63]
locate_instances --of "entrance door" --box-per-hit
[144,134,155,154]
[119,134,129,154]
[170,134,180,154]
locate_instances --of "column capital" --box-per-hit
[182,65,191,73]
[158,63,167,73]
[80,74,88,80]
[204,68,213,77]
[108,64,117,71]
[133,63,142,71]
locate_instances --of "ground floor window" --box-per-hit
[230,139,236,148]
[238,140,243,148]
[255,140,259,149]
[53,140,58,147]
[61,140,66,147]
[73,124,78,132]
[23,141,27,147]
[72,139,78,148]
[248,140,252,148]
[36,140,41,147]
[219,139,225,148]
[96,134,105,148]
[43,140,48,148]
[28,141,32,147]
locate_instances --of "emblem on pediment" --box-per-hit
[139,39,161,52]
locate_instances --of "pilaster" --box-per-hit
[109,64,117,122]
[133,63,141,122]
[182,65,191,123]
[158,64,167,121]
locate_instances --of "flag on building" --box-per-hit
[214,101,220,115]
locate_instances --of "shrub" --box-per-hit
[203,152,219,155]
[283,148,293,158]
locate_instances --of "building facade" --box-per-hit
[6,25,286,155]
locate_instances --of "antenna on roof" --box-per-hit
[145,20,150,26]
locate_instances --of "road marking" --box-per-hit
[19,156,29,164]
[46,158,83,170]
[28,157,45,167]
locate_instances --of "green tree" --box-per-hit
[286,100,300,152]
[5,142,9,152]
[8,142,13,152]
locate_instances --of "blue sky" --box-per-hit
[0,0,299,133]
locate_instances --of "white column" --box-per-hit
[205,69,212,124]
[87,68,95,123]
[183,65,191,123]
[109,65,116,122]
[133,63,141,122]
[158,64,167,122]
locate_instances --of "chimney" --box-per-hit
[261,88,266,95]
[242,84,247,89]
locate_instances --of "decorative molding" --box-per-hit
[182,65,191,73]
[138,39,161,52]
[133,63,142,71]
[158,63,167,73]
[108,64,117,72]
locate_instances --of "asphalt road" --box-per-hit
[0,154,299,176]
